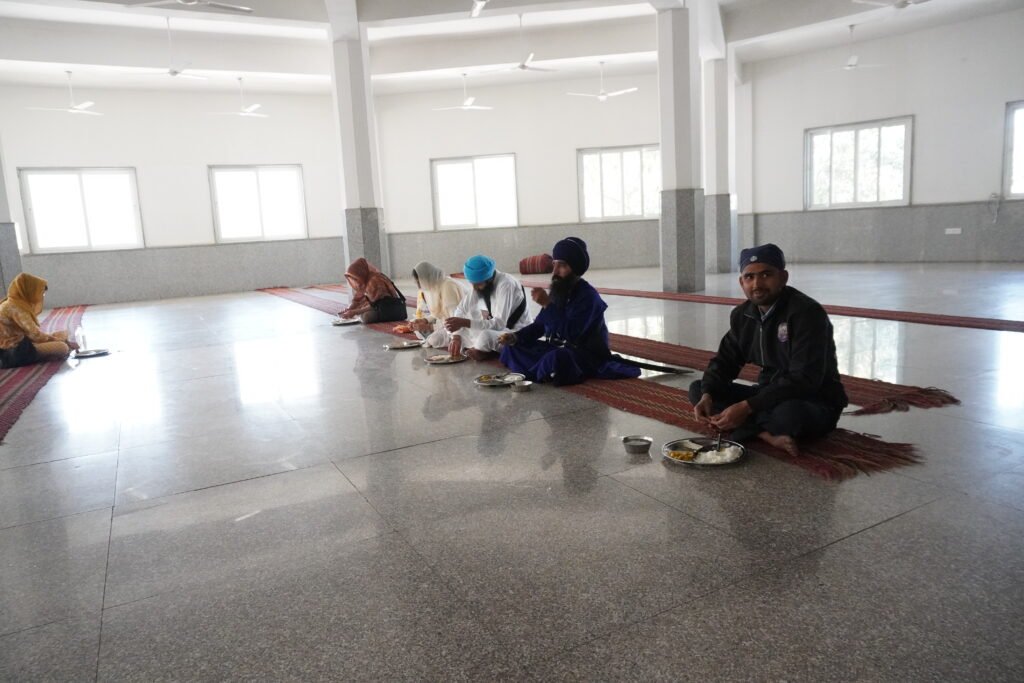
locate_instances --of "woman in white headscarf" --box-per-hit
[411,261,470,348]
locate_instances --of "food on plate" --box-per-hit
[666,449,697,462]
[393,324,413,334]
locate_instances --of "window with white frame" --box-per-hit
[579,145,661,221]
[1005,101,1024,198]
[805,117,912,209]
[432,154,518,229]
[210,165,307,242]
[19,168,144,253]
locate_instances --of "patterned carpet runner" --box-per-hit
[0,305,87,442]
[261,286,921,479]
[517,279,1024,333]
[274,283,959,415]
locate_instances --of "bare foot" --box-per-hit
[466,349,498,361]
[758,431,800,457]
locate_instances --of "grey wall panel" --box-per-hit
[751,200,1024,263]
[386,220,660,278]
[0,222,22,292]
[23,237,346,308]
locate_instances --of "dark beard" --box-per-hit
[549,274,578,308]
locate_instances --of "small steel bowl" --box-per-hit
[510,380,533,393]
[621,435,653,455]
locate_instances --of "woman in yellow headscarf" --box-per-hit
[0,273,77,369]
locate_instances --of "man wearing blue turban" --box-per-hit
[498,237,640,386]
[443,254,533,360]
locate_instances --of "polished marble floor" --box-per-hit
[2,264,1023,681]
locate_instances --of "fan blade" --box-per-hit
[121,1,177,6]
[206,1,254,12]
[27,107,72,112]
[433,106,465,111]
[239,112,268,118]
[524,53,535,65]
[463,105,492,110]
[463,96,475,106]
[850,0,890,6]
[566,92,599,98]
[73,101,95,110]
[846,55,860,68]
[71,109,103,116]
[523,66,557,72]
[178,72,208,81]
[606,88,638,97]
[242,103,262,113]
[470,0,487,18]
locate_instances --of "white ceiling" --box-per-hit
[0,0,1021,95]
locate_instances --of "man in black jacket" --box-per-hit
[689,244,848,456]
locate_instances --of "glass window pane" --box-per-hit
[601,152,623,217]
[435,161,476,226]
[642,148,661,215]
[1011,108,1024,195]
[622,150,642,216]
[811,133,831,206]
[258,168,305,239]
[879,124,906,201]
[27,173,89,250]
[582,153,602,218]
[830,131,855,204]
[856,128,879,203]
[474,156,517,227]
[214,170,262,240]
[82,172,139,247]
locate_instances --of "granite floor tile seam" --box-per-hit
[112,415,307,454]
[0,615,85,641]
[107,460,331,512]
[322,403,607,465]
[0,503,114,533]
[0,445,119,472]
[93,494,117,683]
[376,528,527,672]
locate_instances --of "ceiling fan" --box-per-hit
[27,71,102,116]
[851,0,932,9]
[470,0,488,18]
[433,74,492,111]
[212,77,267,117]
[506,14,556,73]
[138,17,206,80]
[567,62,637,101]
[839,24,882,71]
[122,0,252,13]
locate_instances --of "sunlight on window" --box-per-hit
[1011,107,1024,195]
[474,156,517,227]
[811,133,831,207]
[856,128,879,203]
[258,167,305,239]
[83,173,138,247]
[582,154,602,219]
[642,148,661,215]
[434,155,516,229]
[214,170,262,240]
[26,173,90,250]
[830,131,856,205]
[601,152,623,216]
[808,119,909,209]
[879,124,906,202]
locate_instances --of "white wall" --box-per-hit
[747,8,1024,214]
[0,84,344,251]
[375,72,659,233]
